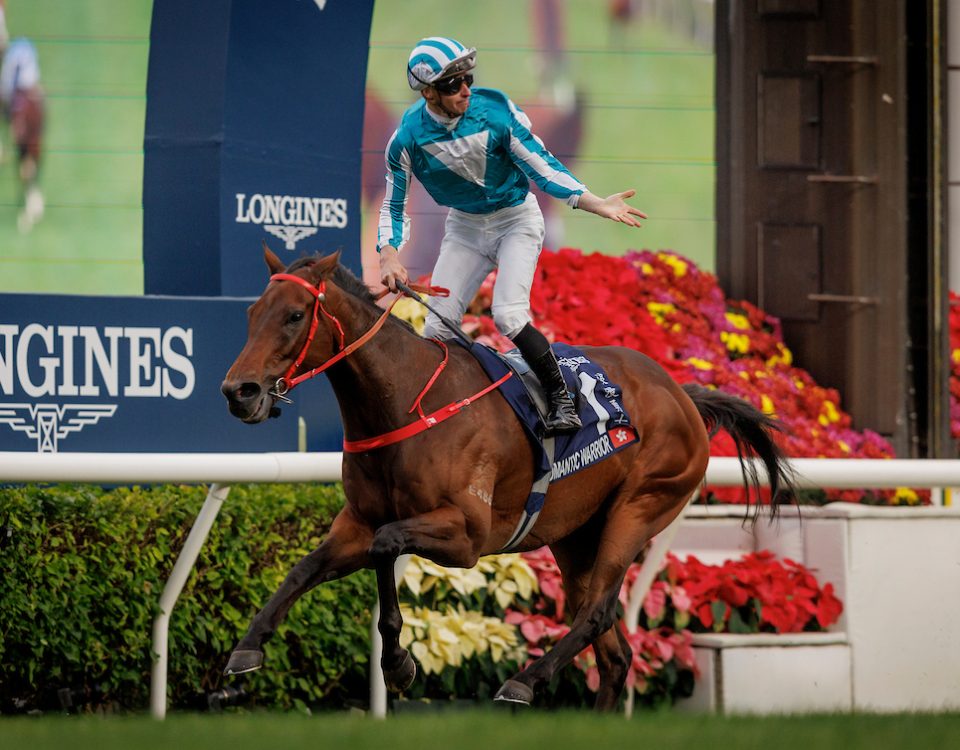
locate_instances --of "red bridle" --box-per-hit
[266,271,514,452]
[267,272,400,401]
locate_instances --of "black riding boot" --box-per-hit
[512,324,582,435]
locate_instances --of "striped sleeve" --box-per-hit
[377,129,413,251]
[505,98,587,207]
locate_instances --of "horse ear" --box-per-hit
[311,250,342,279]
[262,241,286,276]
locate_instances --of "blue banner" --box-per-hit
[143,0,374,297]
[0,294,343,453]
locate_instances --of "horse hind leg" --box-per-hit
[496,503,665,708]
[496,526,631,711]
[497,580,625,707]
[592,624,632,711]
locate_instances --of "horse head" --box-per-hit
[221,243,342,423]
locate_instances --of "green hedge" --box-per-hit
[0,483,375,713]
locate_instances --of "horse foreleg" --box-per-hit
[223,507,373,676]
[366,506,481,690]
[374,560,417,693]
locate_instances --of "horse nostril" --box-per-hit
[238,382,262,401]
[221,380,262,404]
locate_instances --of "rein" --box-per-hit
[266,272,514,451]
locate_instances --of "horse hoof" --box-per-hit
[384,651,417,692]
[223,649,263,676]
[493,679,534,706]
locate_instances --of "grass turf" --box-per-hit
[2,710,959,750]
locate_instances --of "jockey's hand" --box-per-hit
[379,245,409,292]
[576,190,647,228]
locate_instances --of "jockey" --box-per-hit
[378,37,646,435]
[0,37,41,113]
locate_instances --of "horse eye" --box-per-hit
[288,311,305,324]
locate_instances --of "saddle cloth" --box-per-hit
[460,341,639,551]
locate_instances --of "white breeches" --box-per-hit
[422,192,545,340]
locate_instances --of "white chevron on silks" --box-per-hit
[422,131,489,187]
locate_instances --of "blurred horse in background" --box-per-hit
[1,37,45,233]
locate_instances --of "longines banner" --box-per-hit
[143,0,374,297]
[0,294,343,453]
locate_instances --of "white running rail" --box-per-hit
[1,451,957,718]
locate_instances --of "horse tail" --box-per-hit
[682,383,797,522]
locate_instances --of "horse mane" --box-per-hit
[286,254,378,306]
[286,254,418,333]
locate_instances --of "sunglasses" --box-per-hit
[433,73,474,95]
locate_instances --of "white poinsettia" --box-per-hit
[399,604,525,675]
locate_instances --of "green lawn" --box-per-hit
[2,711,958,750]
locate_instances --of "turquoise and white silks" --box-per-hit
[377,87,588,338]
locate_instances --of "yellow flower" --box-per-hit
[838,440,851,453]
[821,400,840,424]
[892,487,920,506]
[720,331,750,354]
[659,253,688,277]
[686,357,714,371]
[402,555,488,599]
[478,554,539,609]
[399,604,524,675]
[760,395,775,415]
[724,312,750,330]
[391,296,427,334]
[646,301,675,326]
[639,262,654,275]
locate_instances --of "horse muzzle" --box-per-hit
[220,378,278,423]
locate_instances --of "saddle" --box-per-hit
[462,341,640,551]
[497,348,552,429]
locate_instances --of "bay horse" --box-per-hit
[8,85,44,232]
[220,247,794,710]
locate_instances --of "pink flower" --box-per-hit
[671,585,692,613]
[643,582,667,621]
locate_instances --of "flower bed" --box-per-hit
[396,547,842,709]
[949,291,960,442]
[453,248,923,504]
